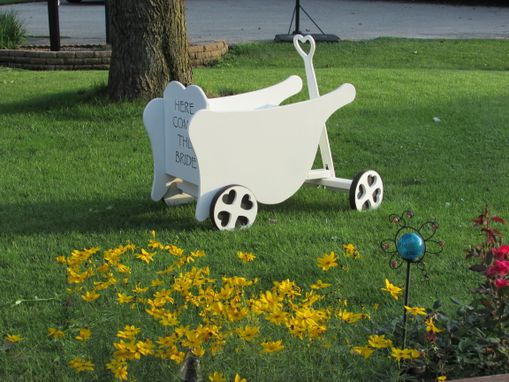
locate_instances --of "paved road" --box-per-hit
[1,0,508,45]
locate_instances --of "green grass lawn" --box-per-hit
[0,38,508,381]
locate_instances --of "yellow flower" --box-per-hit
[237,251,256,262]
[381,279,402,300]
[260,340,284,353]
[159,311,179,327]
[390,347,420,362]
[76,328,92,341]
[167,245,184,257]
[437,376,447,382]
[48,327,65,339]
[117,293,134,304]
[81,290,100,302]
[116,263,131,274]
[404,305,427,316]
[55,255,67,265]
[368,334,393,349]
[132,285,149,294]
[5,334,22,343]
[274,279,301,298]
[106,358,128,380]
[425,317,443,334]
[343,243,361,259]
[352,345,374,359]
[234,374,247,382]
[136,248,155,263]
[336,309,369,324]
[405,348,421,359]
[317,251,338,272]
[116,325,141,340]
[209,372,226,382]
[136,339,154,356]
[68,357,94,373]
[191,250,206,258]
[390,347,408,362]
[151,279,163,287]
[236,325,260,342]
[310,280,332,290]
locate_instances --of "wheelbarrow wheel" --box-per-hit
[349,170,384,211]
[210,185,258,230]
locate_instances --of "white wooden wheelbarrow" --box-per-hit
[143,35,383,230]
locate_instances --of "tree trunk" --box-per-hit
[108,0,192,101]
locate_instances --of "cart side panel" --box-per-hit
[208,75,303,111]
[190,84,356,221]
[163,81,209,186]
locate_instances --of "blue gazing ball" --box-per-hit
[397,232,425,262]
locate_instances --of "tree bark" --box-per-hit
[108,0,192,101]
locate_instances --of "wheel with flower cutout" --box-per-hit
[349,170,384,211]
[210,185,258,230]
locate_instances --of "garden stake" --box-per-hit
[402,261,411,347]
[179,352,202,382]
[381,210,444,347]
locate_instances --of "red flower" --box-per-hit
[495,278,509,289]
[487,260,509,277]
[492,245,509,260]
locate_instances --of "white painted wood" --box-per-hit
[294,34,337,179]
[208,75,303,111]
[143,98,175,201]
[163,193,195,206]
[176,181,199,199]
[306,177,352,191]
[210,186,258,230]
[163,82,209,186]
[162,178,194,206]
[144,78,303,203]
[307,169,332,180]
[189,84,356,221]
[349,170,384,210]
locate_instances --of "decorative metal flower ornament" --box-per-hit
[380,210,444,346]
[381,210,444,278]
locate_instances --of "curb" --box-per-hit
[0,41,228,70]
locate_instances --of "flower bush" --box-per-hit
[351,208,509,381]
[4,208,507,381]
[42,235,369,381]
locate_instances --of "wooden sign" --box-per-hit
[163,82,208,186]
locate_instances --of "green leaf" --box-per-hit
[469,264,487,273]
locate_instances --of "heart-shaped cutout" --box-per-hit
[293,34,316,59]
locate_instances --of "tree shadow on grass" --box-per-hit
[0,82,114,117]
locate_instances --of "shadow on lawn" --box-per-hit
[0,197,199,236]
[0,84,113,117]
[0,193,348,236]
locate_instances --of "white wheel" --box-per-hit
[349,170,383,211]
[210,185,258,230]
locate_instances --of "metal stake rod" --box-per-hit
[402,261,411,348]
[294,0,301,34]
[275,0,339,42]
[47,0,60,51]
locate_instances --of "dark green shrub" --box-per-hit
[0,10,25,49]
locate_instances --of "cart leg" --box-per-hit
[162,179,194,206]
